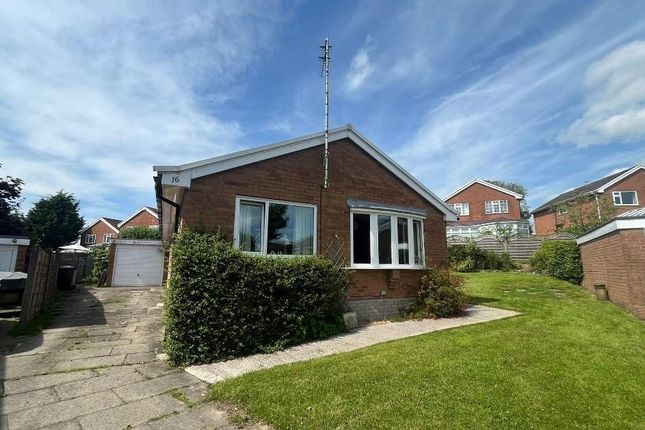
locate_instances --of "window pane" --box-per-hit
[353,214,371,264]
[413,220,423,264]
[238,202,263,252]
[500,200,508,212]
[397,217,409,264]
[613,193,621,204]
[621,191,636,205]
[267,203,314,255]
[485,201,492,213]
[378,215,392,264]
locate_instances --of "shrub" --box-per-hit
[90,246,109,283]
[164,230,347,366]
[408,268,467,318]
[448,242,515,272]
[119,226,161,240]
[530,240,582,284]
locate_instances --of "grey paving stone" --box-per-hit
[132,361,178,379]
[175,382,210,404]
[77,394,186,430]
[124,352,157,364]
[39,420,82,429]
[146,402,229,429]
[110,342,154,355]
[113,371,199,402]
[1,360,54,379]
[0,387,59,414]
[2,369,96,395]
[43,347,113,363]
[49,354,126,372]
[54,365,145,400]
[5,390,122,430]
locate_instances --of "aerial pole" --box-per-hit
[320,37,331,189]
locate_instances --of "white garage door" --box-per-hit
[0,245,18,272]
[112,242,164,287]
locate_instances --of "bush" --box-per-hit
[408,268,467,318]
[90,246,109,283]
[530,240,582,284]
[119,226,161,240]
[164,230,347,366]
[449,242,515,272]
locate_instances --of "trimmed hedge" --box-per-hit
[89,246,109,283]
[448,242,515,272]
[119,226,161,240]
[164,230,347,366]
[530,240,583,284]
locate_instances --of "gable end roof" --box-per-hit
[82,217,121,234]
[118,207,160,228]
[154,124,458,221]
[444,179,524,201]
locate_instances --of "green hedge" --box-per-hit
[530,240,583,284]
[90,246,109,283]
[408,268,467,318]
[164,230,347,366]
[448,242,515,272]
[119,226,161,240]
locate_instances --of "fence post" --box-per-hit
[19,246,41,327]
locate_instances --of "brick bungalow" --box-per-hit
[153,124,457,321]
[577,208,645,319]
[532,165,645,235]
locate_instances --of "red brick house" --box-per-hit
[577,208,645,319]
[444,179,529,238]
[79,218,121,247]
[154,124,457,321]
[118,207,159,230]
[532,165,645,235]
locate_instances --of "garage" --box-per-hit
[110,239,164,287]
[0,237,30,272]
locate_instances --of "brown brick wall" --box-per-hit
[580,229,645,319]
[80,221,117,246]
[179,138,448,299]
[106,242,117,287]
[16,245,29,272]
[120,210,158,230]
[446,182,522,222]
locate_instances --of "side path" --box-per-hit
[0,286,269,430]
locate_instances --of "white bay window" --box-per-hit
[234,197,316,255]
[351,211,425,268]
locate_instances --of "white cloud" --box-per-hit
[561,40,645,146]
[345,45,374,92]
[0,1,283,219]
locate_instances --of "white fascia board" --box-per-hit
[117,207,159,228]
[444,179,524,201]
[0,237,30,246]
[82,218,120,234]
[113,239,164,246]
[577,218,645,245]
[595,165,645,192]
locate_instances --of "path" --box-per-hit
[187,305,519,383]
[0,286,267,430]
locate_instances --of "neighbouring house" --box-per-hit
[532,165,645,235]
[576,208,645,319]
[79,218,121,247]
[0,235,30,272]
[153,124,457,321]
[444,179,530,239]
[118,207,159,230]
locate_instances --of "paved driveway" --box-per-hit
[0,286,268,430]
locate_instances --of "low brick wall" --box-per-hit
[347,297,415,323]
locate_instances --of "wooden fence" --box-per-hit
[19,246,61,326]
[59,252,93,283]
[447,233,577,261]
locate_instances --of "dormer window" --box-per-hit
[450,203,470,216]
[612,191,638,206]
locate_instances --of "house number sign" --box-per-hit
[161,172,190,188]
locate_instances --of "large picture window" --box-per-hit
[235,197,316,256]
[612,191,638,206]
[350,211,425,268]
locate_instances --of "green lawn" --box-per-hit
[210,272,645,429]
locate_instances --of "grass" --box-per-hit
[210,272,645,430]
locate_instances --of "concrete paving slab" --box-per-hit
[49,354,126,372]
[113,371,199,402]
[54,365,145,400]
[145,403,229,429]
[0,387,58,414]
[2,369,96,395]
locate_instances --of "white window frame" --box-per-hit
[85,234,96,245]
[485,199,509,214]
[233,196,318,256]
[103,233,113,244]
[450,202,470,216]
[612,191,639,206]
[350,210,425,269]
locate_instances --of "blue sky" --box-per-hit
[1,0,645,223]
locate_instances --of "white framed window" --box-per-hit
[85,234,96,245]
[450,202,470,216]
[103,233,113,244]
[234,196,317,256]
[612,191,638,206]
[350,211,425,269]
[485,200,509,214]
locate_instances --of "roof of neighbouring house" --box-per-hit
[82,217,122,234]
[444,179,524,201]
[117,207,160,228]
[532,165,645,214]
[154,124,458,221]
[576,207,645,245]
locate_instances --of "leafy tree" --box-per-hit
[557,194,616,236]
[25,191,85,250]
[486,180,530,219]
[0,163,26,235]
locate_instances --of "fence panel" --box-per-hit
[19,246,61,326]
[59,252,93,283]
[447,233,576,261]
